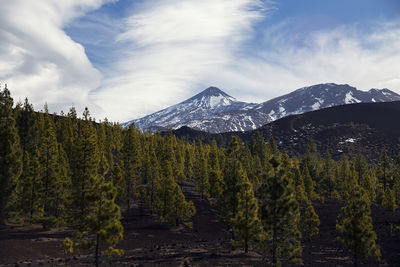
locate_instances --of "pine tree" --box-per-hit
[16,98,38,154]
[338,155,356,199]
[217,137,246,227]
[111,161,126,206]
[0,86,22,222]
[147,145,161,212]
[69,108,100,230]
[16,151,34,217]
[393,153,400,206]
[63,178,124,267]
[193,141,210,199]
[320,151,336,195]
[121,124,142,212]
[155,160,176,222]
[28,148,42,219]
[208,140,223,198]
[353,154,376,202]
[36,107,64,228]
[302,165,318,201]
[172,183,196,226]
[300,199,320,240]
[184,145,194,180]
[379,149,392,190]
[260,157,302,267]
[174,141,186,182]
[382,188,397,211]
[232,173,263,253]
[336,185,381,266]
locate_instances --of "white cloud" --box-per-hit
[2,1,399,122]
[0,0,114,115]
[92,0,268,121]
[93,1,400,122]
[219,21,400,103]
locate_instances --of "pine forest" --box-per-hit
[1,87,400,266]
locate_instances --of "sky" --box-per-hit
[0,0,399,122]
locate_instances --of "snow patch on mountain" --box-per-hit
[122,84,400,133]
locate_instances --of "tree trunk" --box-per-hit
[354,253,358,267]
[95,234,100,267]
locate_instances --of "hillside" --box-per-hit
[171,101,400,160]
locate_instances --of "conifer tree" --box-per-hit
[155,160,176,222]
[147,145,161,212]
[336,185,381,266]
[174,141,186,182]
[37,107,64,228]
[320,151,336,195]
[28,148,41,219]
[111,161,126,206]
[232,173,263,253]
[69,108,101,230]
[382,188,397,211]
[302,165,318,201]
[300,199,320,240]
[260,157,302,267]
[378,148,392,191]
[184,145,194,180]
[121,124,142,211]
[353,154,376,202]
[208,140,223,198]
[267,136,279,156]
[338,155,356,199]
[217,137,246,227]
[193,141,210,199]
[172,183,196,226]
[0,86,22,222]
[64,178,124,267]
[292,166,307,203]
[16,151,34,217]
[393,153,400,206]
[16,98,38,154]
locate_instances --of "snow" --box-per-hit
[345,92,361,104]
[311,102,320,110]
[372,98,376,102]
[311,98,324,110]
[209,95,224,108]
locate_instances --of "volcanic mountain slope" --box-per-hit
[122,87,263,133]
[123,83,400,133]
[172,101,400,161]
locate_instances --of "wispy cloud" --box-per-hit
[1,1,399,122]
[0,0,114,114]
[92,0,269,121]
[218,20,400,103]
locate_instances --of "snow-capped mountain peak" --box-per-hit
[122,83,400,133]
[183,86,237,109]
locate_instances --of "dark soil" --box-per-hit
[1,182,400,266]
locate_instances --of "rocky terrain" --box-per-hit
[1,180,400,266]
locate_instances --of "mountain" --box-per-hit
[257,83,400,120]
[122,86,262,132]
[123,83,400,133]
[171,101,400,161]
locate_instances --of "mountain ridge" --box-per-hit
[123,83,400,133]
[170,101,400,161]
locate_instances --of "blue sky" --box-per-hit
[1,0,399,121]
